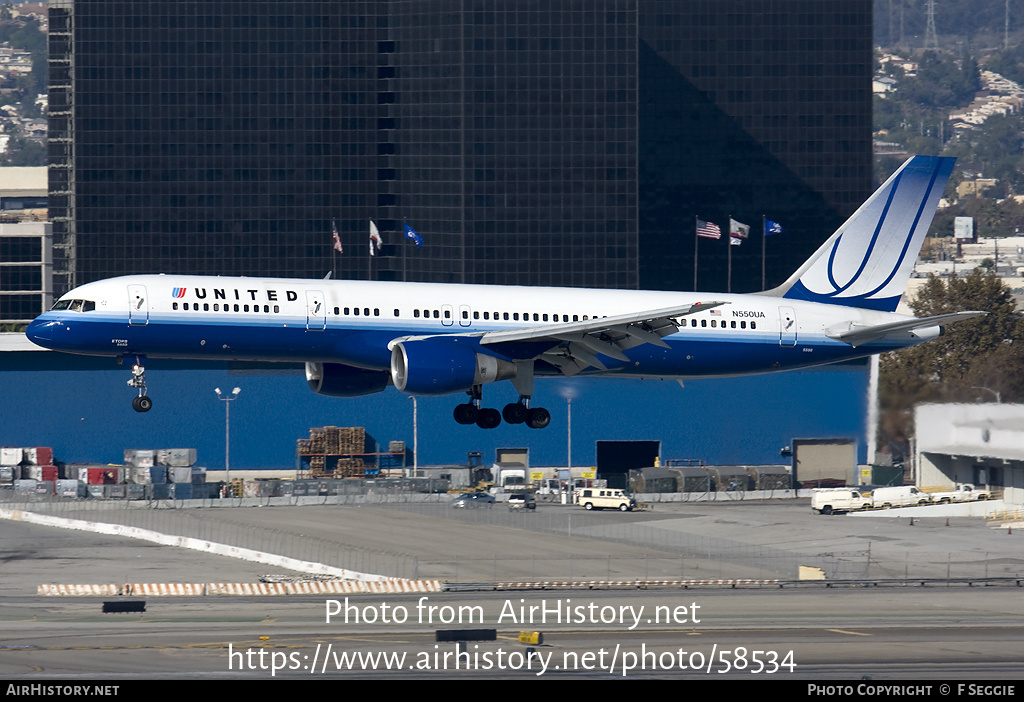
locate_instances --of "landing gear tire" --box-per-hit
[476,408,501,429]
[132,396,153,413]
[453,403,479,425]
[502,402,528,424]
[526,407,551,429]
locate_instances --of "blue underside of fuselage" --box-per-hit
[26,312,905,379]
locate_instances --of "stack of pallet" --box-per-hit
[296,426,367,477]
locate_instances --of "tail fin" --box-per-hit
[764,155,955,312]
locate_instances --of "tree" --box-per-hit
[878,270,1024,456]
[880,270,1024,413]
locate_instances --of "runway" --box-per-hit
[2,498,1023,679]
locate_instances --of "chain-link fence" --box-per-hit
[2,489,1020,582]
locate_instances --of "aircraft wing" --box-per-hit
[480,301,727,375]
[826,311,987,347]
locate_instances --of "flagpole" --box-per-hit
[693,216,699,291]
[761,215,766,291]
[727,215,732,294]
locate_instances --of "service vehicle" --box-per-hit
[811,488,871,515]
[870,485,932,509]
[576,488,636,512]
[929,484,991,503]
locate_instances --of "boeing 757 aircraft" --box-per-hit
[26,155,982,429]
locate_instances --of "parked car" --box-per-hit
[507,492,536,510]
[451,492,496,508]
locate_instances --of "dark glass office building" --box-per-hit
[48,1,872,296]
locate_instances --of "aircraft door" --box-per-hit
[128,285,149,326]
[458,304,472,327]
[779,306,797,346]
[441,304,454,327]
[306,290,326,330]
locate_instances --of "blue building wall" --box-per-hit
[0,350,868,469]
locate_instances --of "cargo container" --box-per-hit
[128,466,150,484]
[168,466,192,483]
[105,484,127,499]
[124,449,155,467]
[24,447,53,466]
[56,479,84,498]
[171,483,192,499]
[190,466,207,484]
[1,448,24,465]
[0,466,13,484]
[86,484,105,498]
[158,448,197,466]
[26,466,59,483]
[126,484,146,500]
[87,467,120,485]
[14,479,36,493]
[149,465,168,484]
[191,483,220,499]
[150,483,172,500]
[35,481,55,496]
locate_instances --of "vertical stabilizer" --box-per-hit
[764,155,955,311]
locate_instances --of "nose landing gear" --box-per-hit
[122,355,152,412]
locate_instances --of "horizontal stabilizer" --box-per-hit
[826,311,986,347]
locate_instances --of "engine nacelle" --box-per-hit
[390,337,516,395]
[305,362,391,397]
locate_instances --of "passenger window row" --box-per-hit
[173,302,281,313]
[689,318,756,330]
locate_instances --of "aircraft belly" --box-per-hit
[586,335,877,378]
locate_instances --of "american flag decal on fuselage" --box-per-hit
[172,288,187,298]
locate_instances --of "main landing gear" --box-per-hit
[122,355,152,413]
[453,386,550,429]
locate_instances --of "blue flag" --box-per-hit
[404,223,423,248]
[765,219,783,236]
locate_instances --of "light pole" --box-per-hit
[410,396,418,474]
[215,387,241,488]
[567,396,572,472]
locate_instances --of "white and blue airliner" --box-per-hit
[26,156,982,428]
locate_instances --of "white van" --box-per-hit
[811,488,871,515]
[871,485,932,509]
[576,488,636,512]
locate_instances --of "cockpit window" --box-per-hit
[51,299,95,312]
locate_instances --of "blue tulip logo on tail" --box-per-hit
[778,155,955,312]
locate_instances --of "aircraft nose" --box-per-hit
[25,316,55,346]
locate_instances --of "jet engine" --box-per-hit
[390,336,516,395]
[305,362,391,397]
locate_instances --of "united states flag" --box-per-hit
[696,219,721,239]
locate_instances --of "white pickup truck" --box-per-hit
[929,484,991,503]
[811,488,872,515]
